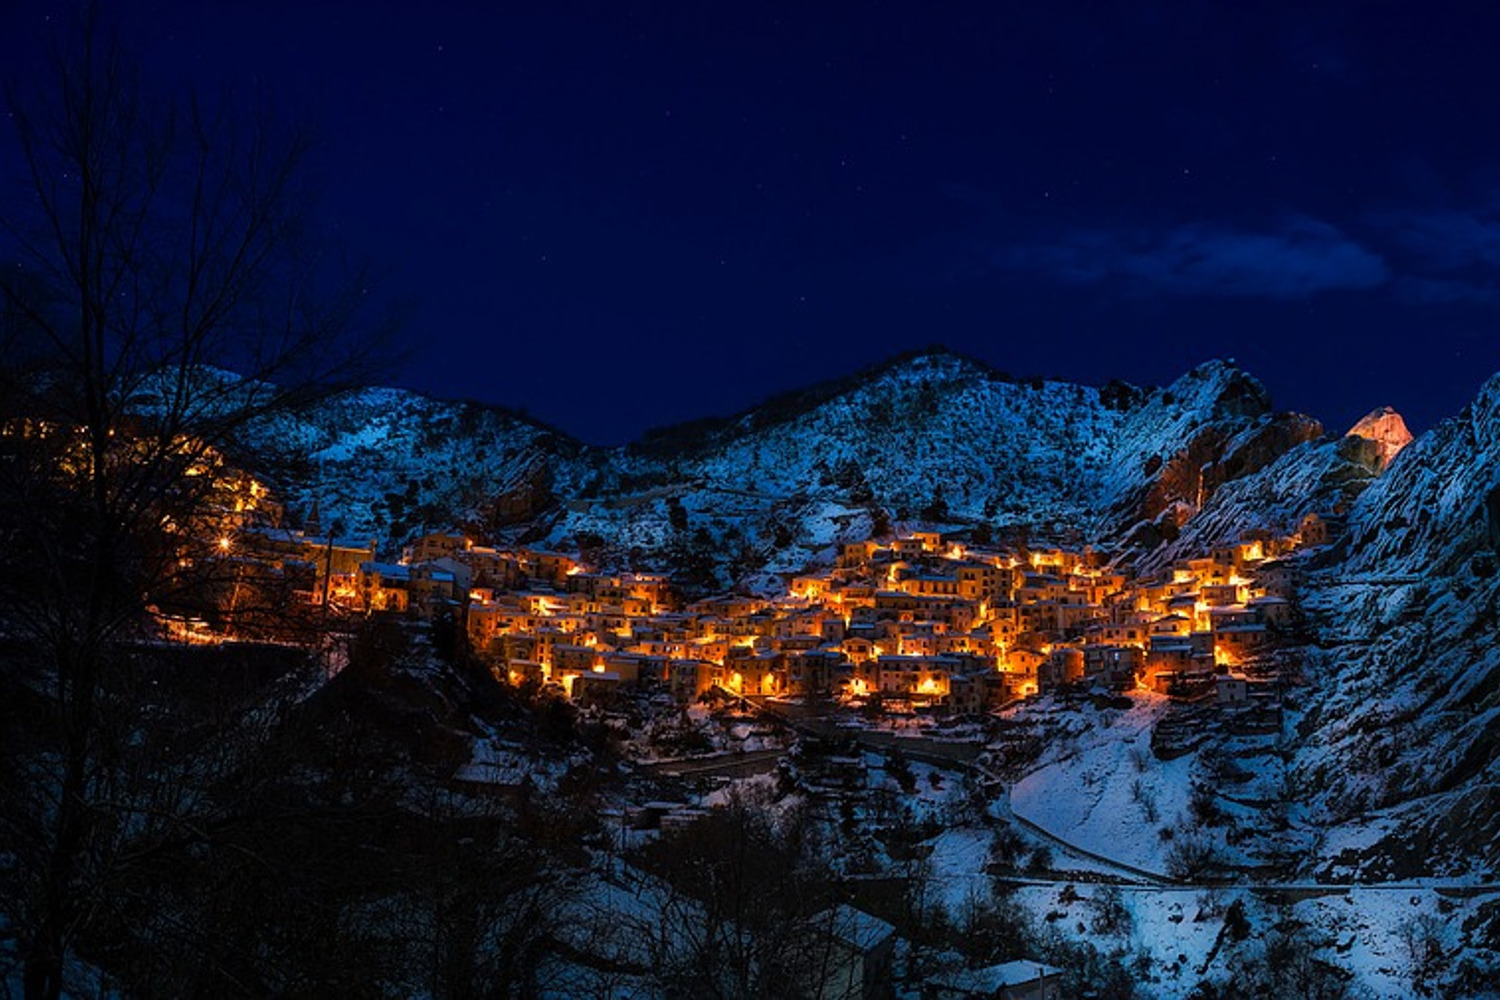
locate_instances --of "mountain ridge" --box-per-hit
[243,352,1363,589]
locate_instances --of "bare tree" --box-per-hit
[636,788,838,998]
[0,9,390,997]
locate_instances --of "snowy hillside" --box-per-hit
[545,351,1141,589]
[1292,372,1500,879]
[236,350,1336,589]
[1135,433,1380,574]
[1098,361,1326,554]
[242,387,587,543]
[547,352,1328,590]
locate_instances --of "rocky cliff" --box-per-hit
[1292,374,1500,878]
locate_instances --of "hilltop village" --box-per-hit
[200,505,1336,718]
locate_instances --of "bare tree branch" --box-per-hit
[0,8,397,998]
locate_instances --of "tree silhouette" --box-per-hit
[0,10,388,997]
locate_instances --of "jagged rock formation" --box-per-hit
[1292,375,1500,877]
[1133,429,1384,574]
[1345,405,1413,471]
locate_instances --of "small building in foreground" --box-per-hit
[922,959,1064,1000]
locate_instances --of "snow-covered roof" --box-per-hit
[927,958,1063,992]
[247,525,373,550]
[360,561,409,579]
[813,904,896,953]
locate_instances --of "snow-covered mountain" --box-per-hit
[250,349,1330,591]
[243,387,587,543]
[1291,374,1500,879]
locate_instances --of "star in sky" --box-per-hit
[3,1,1500,442]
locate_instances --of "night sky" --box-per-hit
[6,2,1500,444]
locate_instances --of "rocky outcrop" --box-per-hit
[1293,373,1500,877]
[1345,406,1413,471]
[1102,363,1325,551]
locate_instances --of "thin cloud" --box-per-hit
[1373,208,1500,271]
[1394,276,1500,306]
[998,217,1388,299]
[1368,206,1500,305]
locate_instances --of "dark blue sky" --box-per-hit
[6,2,1500,443]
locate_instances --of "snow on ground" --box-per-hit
[1010,696,1185,876]
[539,862,685,999]
[926,826,994,914]
[1006,883,1225,995]
[1318,812,1405,861]
[1001,881,1497,999]
[453,736,566,791]
[870,753,967,817]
